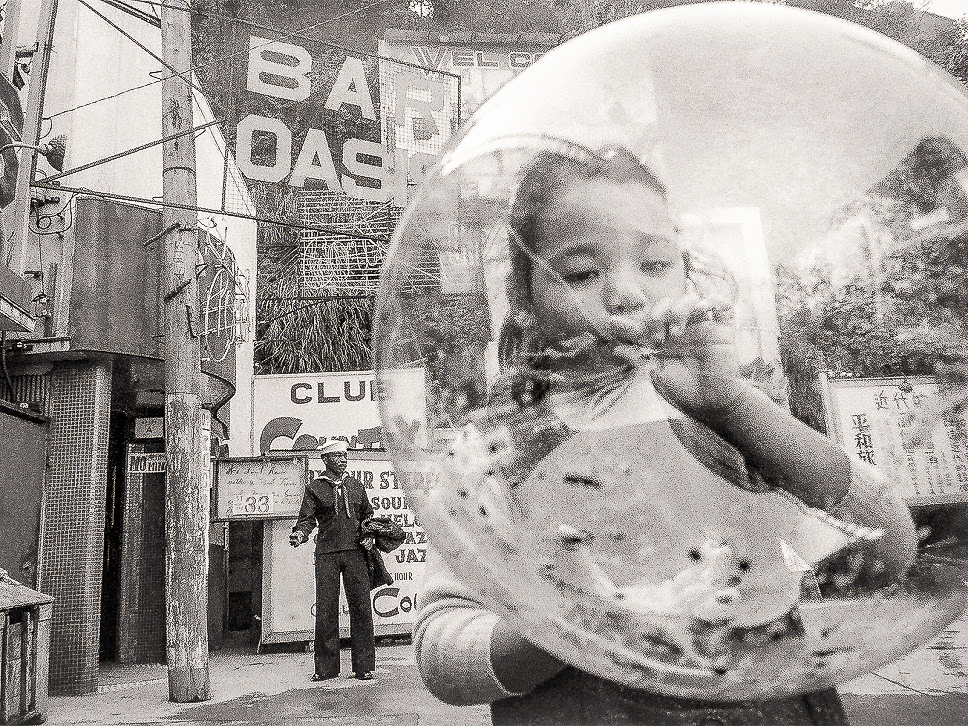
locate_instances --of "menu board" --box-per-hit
[821,375,968,505]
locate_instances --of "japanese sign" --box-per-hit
[822,375,968,505]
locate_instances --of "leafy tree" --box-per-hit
[776,136,968,433]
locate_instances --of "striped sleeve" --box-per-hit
[413,550,523,706]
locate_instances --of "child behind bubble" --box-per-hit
[500,145,739,427]
[414,144,917,725]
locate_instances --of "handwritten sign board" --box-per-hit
[821,375,968,506]
[214,455,309,520]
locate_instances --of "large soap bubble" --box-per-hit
[374,2,968,700]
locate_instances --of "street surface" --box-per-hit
[47,613,968,726]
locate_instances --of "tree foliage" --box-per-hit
[776,137,968,432]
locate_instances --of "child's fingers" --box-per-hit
[654,294,714,341]
[607,294,721,349]
[612,343,654,367]
[607,311,654,346]
[652,321,733,360]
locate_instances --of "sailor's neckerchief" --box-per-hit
[318,470,352,518]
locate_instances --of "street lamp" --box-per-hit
[0,135,67,172]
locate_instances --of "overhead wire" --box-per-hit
[113,0,446,76]
[36,0,453,317]
[39,0,427,247]
[30,180,397,240]
[77,0,210,98]
[46,0,402,123]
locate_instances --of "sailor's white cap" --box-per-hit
[318,438,349,455]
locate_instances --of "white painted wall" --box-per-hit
[12,0,256,449]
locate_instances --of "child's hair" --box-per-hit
[498,145,680,406]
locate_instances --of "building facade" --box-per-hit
[0,0,256,695]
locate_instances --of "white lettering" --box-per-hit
[236,114,292,183]
[247,35,312,102]
[394,78,445,140]
[289,129,341,189]
[342,139,389,202]
[324,56,376,120]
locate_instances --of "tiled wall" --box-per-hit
[39,361,112,696]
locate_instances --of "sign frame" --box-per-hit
[213,454,310,521]
[820,373,968,507]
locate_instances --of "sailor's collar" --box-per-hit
[316,471,348,487]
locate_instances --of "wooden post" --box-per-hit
[0,0,24,79]
[160,0,210,702]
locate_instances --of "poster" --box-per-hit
[261,455,427,643]
[254,372,428,642]
[822,375,968,505]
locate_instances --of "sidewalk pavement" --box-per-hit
[47,629,968,726]
[48,641,490,726]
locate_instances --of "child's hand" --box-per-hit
[642,294,743,416]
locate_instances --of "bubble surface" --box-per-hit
[374,2,968,700]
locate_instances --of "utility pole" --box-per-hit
[160,0,210,702]
[2,0,57,275]
[0,0,24,78]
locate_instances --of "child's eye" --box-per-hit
[641,259,674,276]
[561,269,600,285]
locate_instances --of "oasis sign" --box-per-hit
[236,35,458,205]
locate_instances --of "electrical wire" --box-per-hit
[41,118,224,184]
[31,180,402,244]
[40,0,421,217]
[112,0,431,68]
[0,332,19,404]
[46,0,402,123]
[98,0,160,26]
[78,0,211,98]
[258,298,329,326]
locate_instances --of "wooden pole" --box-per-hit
[0,0,24,79]
[160,0,210,703]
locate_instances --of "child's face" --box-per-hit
[529,176,687,344]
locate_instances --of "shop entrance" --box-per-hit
[114,433,167,664]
